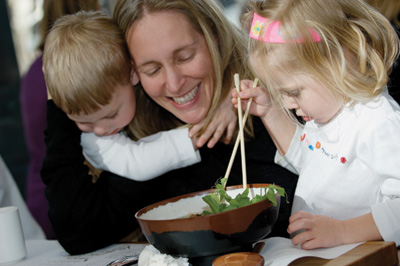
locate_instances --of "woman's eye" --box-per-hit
[145,67,160,76]
[177,52,194,63]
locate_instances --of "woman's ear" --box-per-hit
[130,60,139,85]
[131,70,139,86]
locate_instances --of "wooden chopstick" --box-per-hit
[223,76,259,188]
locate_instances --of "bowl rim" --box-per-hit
[135,183,279,222]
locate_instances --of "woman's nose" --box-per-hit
[165,66,185,93]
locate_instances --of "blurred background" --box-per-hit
[0,0,244,199]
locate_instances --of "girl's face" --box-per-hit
[126,10,215,124]
[68,84,136,136]
[251,49,342,124]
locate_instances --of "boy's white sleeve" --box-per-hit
[81,127,201,181]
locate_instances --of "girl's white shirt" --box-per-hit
[81,127,201,182]
[276,91,400,246]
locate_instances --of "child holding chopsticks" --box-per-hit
[232,0,400,252]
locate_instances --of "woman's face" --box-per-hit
[126,10,215,124]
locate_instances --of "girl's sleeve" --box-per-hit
[40,100,158,255]
[81,128,201,181]
[274,125,303,175]
[361,112,400,246]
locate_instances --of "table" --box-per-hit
[290,241,399,266]
[9,240,399,266]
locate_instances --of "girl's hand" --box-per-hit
[189,93,237,148]
[288,211,344,249]
[231,79,272,118]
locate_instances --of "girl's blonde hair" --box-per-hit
[43,11,132,115]
[243,0,399,122]
[114,0,252,139]
[365,0,400,26]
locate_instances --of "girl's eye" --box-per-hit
[286,90,300,97]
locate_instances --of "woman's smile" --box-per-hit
[171,85,200,105]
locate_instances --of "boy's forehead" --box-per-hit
[66,105,113,123]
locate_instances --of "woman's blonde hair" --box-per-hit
[39,0,99,51]
[114,0,252,139]
[43,10,132,115]
[243,0,399,122]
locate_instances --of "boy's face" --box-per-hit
[67,84,136,136]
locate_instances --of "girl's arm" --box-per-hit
[287,211,383,249]
[81,128,201,181]
[231,79,296,155]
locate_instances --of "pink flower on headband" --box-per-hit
[249,12,321,43]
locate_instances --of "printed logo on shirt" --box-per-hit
[300,134,347,164]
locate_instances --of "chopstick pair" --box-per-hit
[223,75,259,189]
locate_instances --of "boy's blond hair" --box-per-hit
[43,10,132,115]
[244,0,400,123]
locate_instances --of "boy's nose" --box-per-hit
[93,126,109,136]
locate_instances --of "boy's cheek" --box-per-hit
[75,123,93,133]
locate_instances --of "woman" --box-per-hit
[41,0,298,255]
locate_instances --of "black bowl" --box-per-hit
[135,184,280,261]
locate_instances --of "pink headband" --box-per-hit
[249,13,321,43]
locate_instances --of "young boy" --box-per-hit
[43,10,201,181]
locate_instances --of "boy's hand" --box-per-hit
[189,93,237,149]
[231,79,272,118]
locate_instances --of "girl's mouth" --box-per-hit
[171,85,199,105]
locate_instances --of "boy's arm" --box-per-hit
[41,100,158,255]
[81,128,201,181]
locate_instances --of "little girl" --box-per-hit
[233,0,400,251]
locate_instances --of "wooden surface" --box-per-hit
[289,241,398,266]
